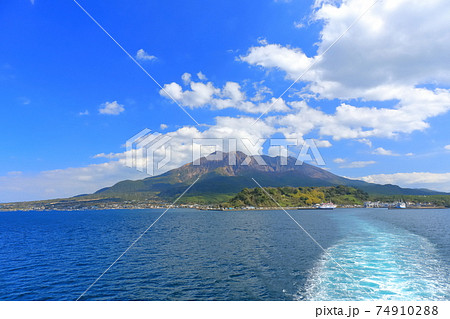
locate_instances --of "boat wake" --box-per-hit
[300,216,450,300]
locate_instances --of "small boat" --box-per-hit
[318,202,337,210]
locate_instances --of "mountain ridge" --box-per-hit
[95,151,447,202]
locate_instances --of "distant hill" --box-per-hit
[95,151,446,203]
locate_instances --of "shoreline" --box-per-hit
[1,206,448,212]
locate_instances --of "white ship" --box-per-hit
[388,202,407,209]
[318,202,337,210]
[393,202,407,209]
[397,202,407,209]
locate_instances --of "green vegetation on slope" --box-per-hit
[178,193,236,205]
[226,185,369,207]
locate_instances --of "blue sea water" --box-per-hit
[0,208,448,301]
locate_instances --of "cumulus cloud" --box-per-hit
[181,72,191,85]
[293,21,305,29]
[240,44,314,81]
[160,74,290,114]
[445,145,450,150]
[197,72,207,81]
[357,172,450,193]
[358,139,372,147]
[243,0,450,99]
[161,81,218,108]
[251,82,273,102]
[160,0,450,142]
[333,158,346,164]
[339,160,376,168]
[312,0,450,97]
[238,0,450,140]
[7,171,22,176]
[372,147,399,156]
[159,3,450,141]
[314,139,332,148]
[136,49,156,61]
[92,153,122,160]
[258,87,450,141]
[99,101,125,115]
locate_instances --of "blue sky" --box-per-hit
[1,0,450,202]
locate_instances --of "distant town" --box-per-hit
[0,198,446,212]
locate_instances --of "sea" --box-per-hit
[0,208,449,301]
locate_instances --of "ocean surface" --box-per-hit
[0,208,449,301]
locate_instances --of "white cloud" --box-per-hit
[445,145,450,150]
[251,81,273,102]
[19,97,31,105]
[263,89,450,141]
[357,172,450,192]
[358,139,372,147]
[136,49,156,61]
[93,153,122,160]
[7,171,22,176]
[161,81,218,108]
[99,101,125,115]
[314,139,332,148]
[240,44,314,81]
[243,0,450,100]
[160,76,290,114]
[79,110,89,116]
[181,72,191,85]
[161,0,450,142]
[293,21,305,29]
[241,49,450,138]
[340,160,376,168]
[310,0,450,98]
[0,162,148,202]
[372,147,399,156]
[257,37,269,46]
[197,72,207,81]
[160,124,168,130]
[333,158,346,164]
[239,0,450,140]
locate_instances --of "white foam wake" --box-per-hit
[301,217,449,300]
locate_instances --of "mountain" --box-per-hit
[95,151,446,203]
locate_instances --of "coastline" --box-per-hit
[1,205,448,212]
